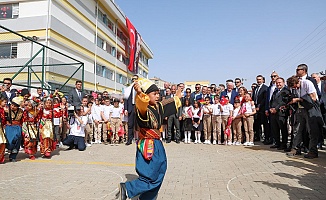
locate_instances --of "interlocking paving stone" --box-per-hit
[0,142,325,199]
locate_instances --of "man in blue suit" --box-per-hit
[220,81,238,105]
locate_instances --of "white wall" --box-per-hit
[19,1,48,17]
[51,1,94,43]
[48,40,94,73]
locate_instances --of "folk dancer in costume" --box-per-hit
[5,97,24,162]
[0,98,8,163]
[22,98,41,160]
[119,79,182,200]
[39,98,55,158]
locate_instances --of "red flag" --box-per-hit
[239,104,247,115]
[227,117,233,126]
[187,107,193,118]
[225,127,231,136]
[126,17,136,72]
[220,96,227,106]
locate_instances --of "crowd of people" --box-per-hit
[0,79,128,163]
[158,64,325,159]
[0,63,325,164]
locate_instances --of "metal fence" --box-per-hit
[0,25,84,94]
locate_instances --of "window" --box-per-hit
[106,42,112,54]
[96,7,115,33]
[96,64,114,80]
[143,71,148,78]
[0,43,17,59]
[105,68,114,80]
[117,51,122,62]
[96,36,104,49]
[0,3,19,19]
[117,73,127,84]
[111,46,116,57]
[117,28,127,45]
[96,64,102,76]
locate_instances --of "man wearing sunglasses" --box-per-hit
[234,78,242,92]
[264,71,279,145]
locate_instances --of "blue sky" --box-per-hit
[115,0,326,88]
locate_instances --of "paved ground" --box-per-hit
[1,141,326,200]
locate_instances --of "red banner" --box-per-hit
[126,17,136,72]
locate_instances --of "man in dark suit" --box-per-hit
[264,71,279,144]
[68,80,85,107]
[124,75,138,145]
[252,75,270,142]
[220,81,238,105]
[166,84,182,143]
[159,81,170,101]
[268,77,291,150]
[1,77,16,104]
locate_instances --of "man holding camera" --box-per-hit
[286,75,322,159]
[63,106,87,151]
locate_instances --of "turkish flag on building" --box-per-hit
[126,17,136,72]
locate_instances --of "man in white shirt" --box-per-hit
[63,106,87,151]
[287,75,321,159]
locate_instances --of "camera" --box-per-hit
[68,105,82,117]
[282,89,298,113]
[68,106,75,117]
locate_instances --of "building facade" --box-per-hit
[184,80,210,92]
[0,0,153,93]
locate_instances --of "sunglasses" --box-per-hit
[270,75,278,78]
[296,68,303,71]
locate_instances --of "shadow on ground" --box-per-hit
[257,159,326,200]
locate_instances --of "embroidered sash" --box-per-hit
[137,128,160,160]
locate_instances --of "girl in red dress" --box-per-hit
[0,98,7,164]
[22,98,41,160]
[40,98,55,158]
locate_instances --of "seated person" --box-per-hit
[63,106,87,151]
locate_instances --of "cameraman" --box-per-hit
[286,75,321,159]
[63,105,87,151]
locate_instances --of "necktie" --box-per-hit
[254,86,260,104]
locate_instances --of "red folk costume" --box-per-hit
[0,107,6,163]
[39,105,55,157]
[22,107,41,159]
